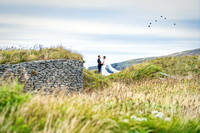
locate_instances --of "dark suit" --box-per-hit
[97,58,102,73]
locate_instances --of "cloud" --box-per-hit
[0,14,199,39]
[1,0,200,19]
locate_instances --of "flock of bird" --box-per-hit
[148,16,176,28]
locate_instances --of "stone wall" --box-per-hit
[0,59,83,93]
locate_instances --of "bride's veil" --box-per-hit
[107,64,120,73]
[105,60,120,73]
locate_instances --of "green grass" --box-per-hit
[109,55,200,84]
[152,55,200,76]
[0,46,83,64]
[0,79,30,111]
[109,63,162,84]
[0,55,199,132]
[0,76,199,133]
[83,68,109,91]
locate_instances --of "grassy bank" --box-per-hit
[0,75,199,133]
[0,46,83,64]
[83,68,109,91]
[109,55,200,84]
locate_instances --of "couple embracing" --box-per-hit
[97,55,120,76]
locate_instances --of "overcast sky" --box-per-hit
[0,0,200,67]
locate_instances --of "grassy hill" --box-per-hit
[109,55,200,84]
[84,55,200,90]
[88,48,200,70]
[0,49,200,132]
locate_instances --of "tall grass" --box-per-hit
[0,46,83,64]
[0,75,199,133]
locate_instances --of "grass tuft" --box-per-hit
[0,46,83,64]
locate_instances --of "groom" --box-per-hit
[97,55,103,73]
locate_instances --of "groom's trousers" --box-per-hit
[98,65,101,73]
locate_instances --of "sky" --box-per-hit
[0,0,200,68]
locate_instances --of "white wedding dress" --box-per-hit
[101,59,120,76]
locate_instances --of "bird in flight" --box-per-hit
[147,16,176,28]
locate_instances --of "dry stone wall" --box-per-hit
[0,59,83,93]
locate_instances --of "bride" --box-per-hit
[101,56,120,76]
